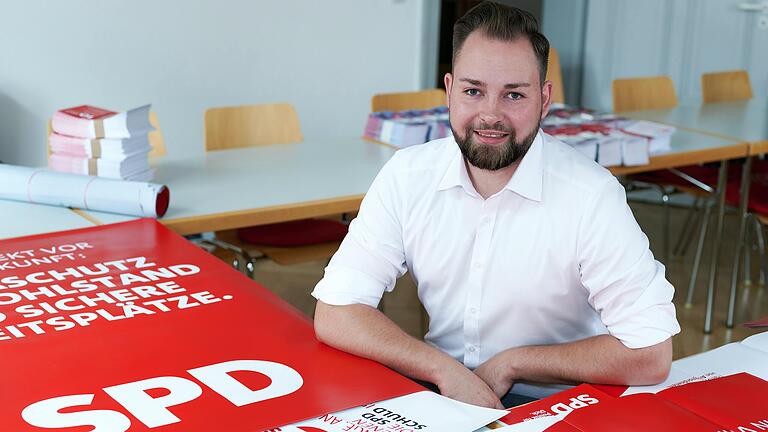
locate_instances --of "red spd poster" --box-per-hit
[0,219,422,431]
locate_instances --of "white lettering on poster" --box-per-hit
[21,359,304,430]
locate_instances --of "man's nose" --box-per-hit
[478,97,502,125]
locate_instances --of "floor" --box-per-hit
[219,200,767,361]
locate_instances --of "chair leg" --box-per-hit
[755,217,768,287]
[727,212,750,328]
[686,200,713,307]
[744,220,753,287]
[673,198,703,259]
[649,184,671,262]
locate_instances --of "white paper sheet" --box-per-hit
[274,391,507,432]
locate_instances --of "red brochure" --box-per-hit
[0,219,422,431]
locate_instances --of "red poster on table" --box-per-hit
[0,219,422,431]
[497,374,768,431]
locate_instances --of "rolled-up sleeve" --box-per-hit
[577,177,681,349]
[312,155,407,308]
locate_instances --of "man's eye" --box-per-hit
[464,89,481,96]
[506,92,524,100]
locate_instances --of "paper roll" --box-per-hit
[0,164,169,218]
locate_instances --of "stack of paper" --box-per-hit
[543,109,671,168]
[364,106,452,148]
[48,104,154,180]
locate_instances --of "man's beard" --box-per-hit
[453,120,539,171]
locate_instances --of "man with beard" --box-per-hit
[312,2,679,409]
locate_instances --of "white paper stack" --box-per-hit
[622,120,676,155]
[48,104,154,180]
[364,107,452,148]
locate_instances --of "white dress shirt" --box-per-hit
[312,132,680,398]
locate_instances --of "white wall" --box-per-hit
[0,0,429,166]
[581,0,768,111]
[541,0,587,105]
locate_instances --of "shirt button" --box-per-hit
[468,346,476,353]
[474,262,483,270]
[470,308,477,314]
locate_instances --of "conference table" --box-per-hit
[76,137,396,235]
[0,200,96,239]
[623,100,768,333]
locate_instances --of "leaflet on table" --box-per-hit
[51,104,153,139]
[48,149,152,179]
[621,120,675,155]
[272,391,506,432]
[487,373,768,431]
[0,164,168,217]
[0,220,424,431]
[49,132,152,159]
[741,331,768,351]
[364,107,452,148]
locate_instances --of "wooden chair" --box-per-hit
[546,47,565,104]
[612,76,678,113]
[204,103,345,270]
[204,103,303,150]
[701,70,753,103]
[371,89,446,112]
[148,111,166,157]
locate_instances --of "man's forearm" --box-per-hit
[314,301,458,385]
[314,301,505,408]
[476,335,672,394]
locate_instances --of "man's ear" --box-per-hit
[444,72,453,108]
[540,79,553,119]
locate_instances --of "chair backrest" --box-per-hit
[701,70,753,103]
[147,111,166,158]
[371,89,447,112]
[612,76,678,112]
[546,47,565,104]
[204,103,303,151]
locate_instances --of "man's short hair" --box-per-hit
[452,1,550,85]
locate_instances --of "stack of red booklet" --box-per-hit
[48,104,155,181]
[493,372,768,431]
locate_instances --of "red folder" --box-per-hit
[0,219,422,431]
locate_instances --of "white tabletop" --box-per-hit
[83,138,396,234]
[0,200,95,240]
[623,100,768,144]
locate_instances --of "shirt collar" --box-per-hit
[437,130,544,202]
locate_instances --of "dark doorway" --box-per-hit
[436,0,543,88]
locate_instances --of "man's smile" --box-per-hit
[473,129,510,145]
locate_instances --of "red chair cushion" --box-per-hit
[629,165,721,188]
[237,219,348,247]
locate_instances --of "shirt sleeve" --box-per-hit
[577,177,681,349]
[311,155,407,308]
